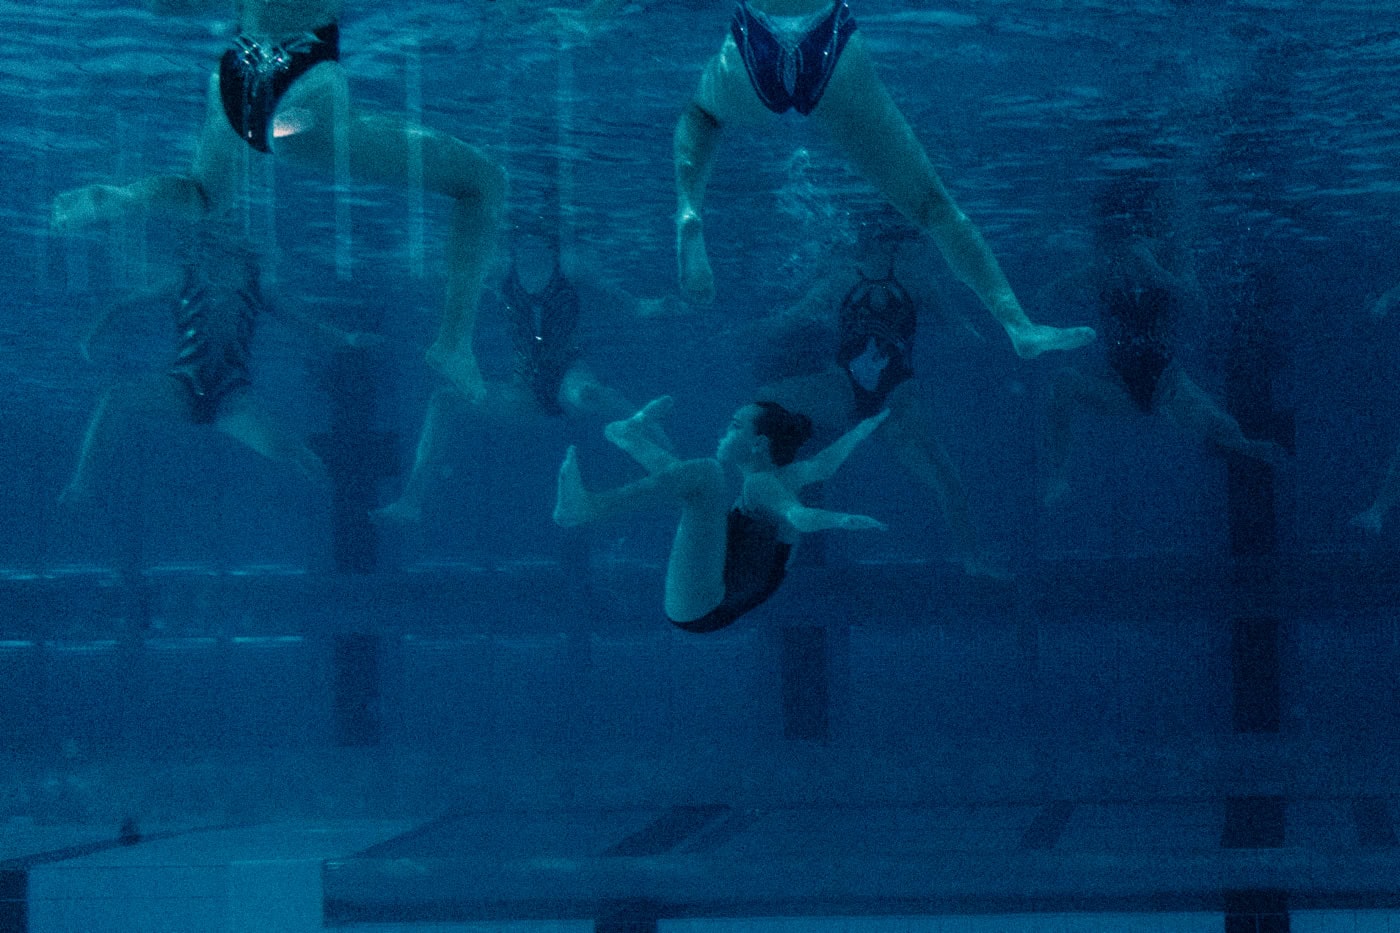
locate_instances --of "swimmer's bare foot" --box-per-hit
[426,343,485,402]
[51,185,128,231]
[370,498,423,525]
[553,446,594,527]
[605,396,673,443]
[58,479,94,510]
[1008,323,1097,360]
[677,212,714,305]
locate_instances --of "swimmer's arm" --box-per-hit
[782,409,890,488]
[783,505,887,533]
[267,300,383,349]
[746,473,886,534]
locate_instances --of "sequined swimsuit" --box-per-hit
[730,0,856,116]
[502,262,583,416]
[835,273,917,418]
[169,266,261,424]
[218,22,340,152]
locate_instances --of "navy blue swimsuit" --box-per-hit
[730,0,857,116]
[219,23,340,153]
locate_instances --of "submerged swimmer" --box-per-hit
[672,0,1095,359]
[555,397,886,633]
[1042,176,1288,507]
[60,225,370,508]
[373,238,638,524]
[757,265,1003,578]
[51,0,506,400]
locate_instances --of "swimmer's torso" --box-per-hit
[238,0,341,36]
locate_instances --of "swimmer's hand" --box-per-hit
[837,513,887,532]
[851,409,891,440]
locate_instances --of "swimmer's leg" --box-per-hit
[554,447,728,621]
[53,75,245,230]
[811,35,1093,359]
[1354,444,1400,535]
[214,389,329,487]
[1042,366,1139,507]
[1159,367,1287,465]
[674,101,723,304]
[880,381,1003,578]
[604,396,679,474]
[371,387,465,524]
[276,65,507,400]
[60,377,189,508]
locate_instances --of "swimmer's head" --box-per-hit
[750,401,813,467]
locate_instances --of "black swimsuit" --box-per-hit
[1101,278,1175,413]
[502,262,582,416]
[669,508,792,634]
[835,273,917,418]
[219,23,340,153]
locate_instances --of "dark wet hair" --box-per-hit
[752,401,813,467]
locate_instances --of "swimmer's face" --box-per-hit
[716,405,764,466]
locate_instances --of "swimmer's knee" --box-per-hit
[675,457,725,497]
[690,101,721,130]
[909,188,963,233]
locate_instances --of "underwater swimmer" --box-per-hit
[373,239,641,524]
[756,266,1005,579]
[1042,177,1288,508]
[59,226,374,508]
[671,0,1095,359]
[554,397,886,633]
[51,0,506,402]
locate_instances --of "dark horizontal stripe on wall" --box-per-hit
[1222,796,1287,849]
[1355,797,1398,848]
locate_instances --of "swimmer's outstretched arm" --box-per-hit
[543,0,631,35]
[745,471,887,534]
[266,299,382,349]
[781,409,890,488]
